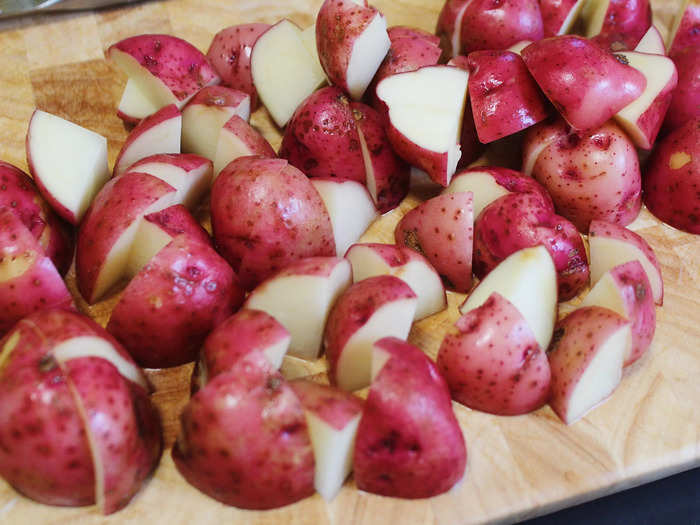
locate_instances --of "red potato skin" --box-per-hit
[289,379,364,430]
[436,0,471,58]
[593,260,656,366]
[589,0,652,51]
[76,172,176,303]
[524,117,641,232]
[0,209,74,335]
[0,326,95,507]
[643,118,700,234]
[113,104,181,176]
[539,0,581,37]
[521,36,646,131]
[279,87,365,182]
[143,204,212,246]
[200,308,289,382]
[108,34,220,103]
[125,152,212,176]
[459,0,544,54]
[668,1,700,55]
[60,357,162,514]
[438,292,551,415]
[316,0,385,97]
[206,23,270,110]
[367,29,441,109]
[663,47,700,134]
[395,192,474,292]
[467,50,549,144]
[350,101,410,213]
[210,156,335,290]
[324,275,417,387]
[547,306,629,423]
[220,115,276,158]
[448,55,486,166]
[0,161,73,275]
[474,193,589,300]
[184,84,249,110]
[354,337,466,498]
[106,235,244,368]
[173,369,315,509]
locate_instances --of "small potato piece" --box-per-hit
[210,156,335,290]
[438,292,551,415]
[173,369,315,509]
[643,118,700,234]
[107,235,245,368]
[354,337,466,498]
[395,191,474,292]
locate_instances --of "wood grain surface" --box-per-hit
[0,0,697,523]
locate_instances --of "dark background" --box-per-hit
[520,467,700,525]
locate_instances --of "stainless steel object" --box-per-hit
[0,0,143,19]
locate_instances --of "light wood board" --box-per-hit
[0,0,697,523]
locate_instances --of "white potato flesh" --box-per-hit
[118,79,160,121]
[460,245,557,350]
[126,160,212,209]
[181,99,250,161]
[115,117,181,176]
[635,25,666,54]
[28,110,109,222]
[336,297,417,391]
[582,0,611,37]
[442,171,511,218]
[345,13,390,100]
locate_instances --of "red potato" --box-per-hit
[199,309,290,385]
[107,34,221,111]
[59,357,161,514]
[113,104,182,177]
[122,153,212,205]
[116,79,160,124]
[459,0,544,54]
[376,65,469,187]
[436,0,471,59]
[26,110,110,225]
[279,86,365,182]
[106,234,244,368]
[582,0,651,50]
[345,242,447,320]
[0,209,73,335]
[289,380,364,501]
[666,0,700,54]
[351,101,410,213]
[521,36,646,131]
[210,156,335,290]
[76,172,177,304]
[173,369,315,509]
[548,306,632,424]
[324,276,417,391]
[316,0,390,100]
[643,119,700,235]
[214,115,276,176]
[581,261,655,366]
[612,51,677,149]
[473,192,589,300]
[367,27,441,109]
[663,46,700,133]
[0,161,72,275]
[438,292,551,415]
[588,220,663,305]
[244,257,352,361]
[354,337,466,498]
[467,50,549,144]
[634,25,666,54]
[250,20,327,128]
[206,23,271,110]
[522,117,641,232]
[126,204,211,279]
[394,191,474,293]
[443,166,554,219]
[181,86,251,162]
[0,309,160,513]
[539,0,586,37]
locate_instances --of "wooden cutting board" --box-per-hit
[0,0,697,523]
